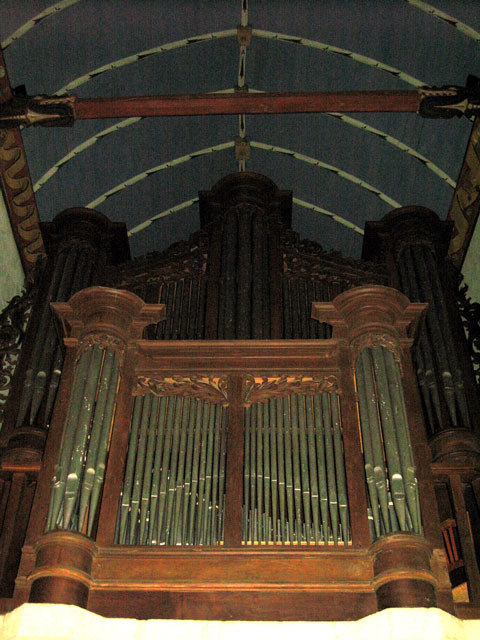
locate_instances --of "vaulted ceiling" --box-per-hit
[1,0,479,261]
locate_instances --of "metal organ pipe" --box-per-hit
[242,393,350,545]
[16,240,97,432]
[396,242,472,432]
[355,346,421,539]
[116,396,227,546]
[46,346,120,534]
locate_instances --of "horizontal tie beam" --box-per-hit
[0,79,478,127]
[73,90,422,118]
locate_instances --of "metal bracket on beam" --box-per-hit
[235,136,250,161]
[0,94,76,128]
[237,24,252,45]
[418,76,480,119]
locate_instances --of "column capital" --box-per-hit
[312,285,426,359]
[41,207,130,264]
[363,206,452,263]
[51,286,165,355]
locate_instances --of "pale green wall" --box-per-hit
[0,187,24,311]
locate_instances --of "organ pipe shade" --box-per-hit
[355,346,421,540]
[16,244,95,430]
[116,394,227,545]
[243,393,350,545]
[46,346,120,535]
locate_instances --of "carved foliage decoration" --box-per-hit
[243,374,339,405]
[134,375,229,405]
[350,333,402,365]
[106,229,208,291]
[0,287,34,427]
[0,128,46,268]
[282,232,388,288]
[447,118,480,267]
[76,333,125,361]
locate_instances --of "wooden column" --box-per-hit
[314,285,447,609]
[26,287,164,606]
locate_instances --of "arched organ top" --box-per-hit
[106,172,388,341]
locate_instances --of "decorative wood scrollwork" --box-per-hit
[243,374,339,405]
[134,375,229,404]
[76,333,125,360]
[0,129,46,267]
[351,333,402,363]
[457,274,480,389]
[282,232,388,287]
[0,287,34,426]
[106,230,208,290]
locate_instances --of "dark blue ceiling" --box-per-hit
[1,0,479,258]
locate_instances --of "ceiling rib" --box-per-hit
[249,141,401,208]
[53,29,426,98]
[252,30,427,87]
[1,0,82,50]
[33,98,454,194]
[127,195,364,238]
[406,0,480,42]
[85,139,400,217]
[54,30,237,96]
[86,141,235,208]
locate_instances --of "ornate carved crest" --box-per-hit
[134,375,229,405]
[243,374,339,405]
[457,274,480,389]
[282,232,388,289]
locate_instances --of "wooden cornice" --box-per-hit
[135,338,340,375]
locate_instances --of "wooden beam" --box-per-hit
[74,90,421,119]
[0,51,46,275]
[447,118,480,267]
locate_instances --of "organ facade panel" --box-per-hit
[0,173,479,619]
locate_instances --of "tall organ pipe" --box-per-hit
[236,208,252,338]
[421,246,471,430]
[355,346,421,539]
[252,212,265,339]
[410,245,458,425]
[46,346,120,534]
[370,346,407,530]
[16,243,97,430]
[397,256,441,434]
[221,211,237,339]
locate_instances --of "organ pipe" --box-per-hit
[46,345,120,534]
[355,346,421,539]
[242,393,350,545]
[16,239,98,432]
[116,395,227,546]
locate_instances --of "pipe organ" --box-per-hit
[0,173,479,620]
